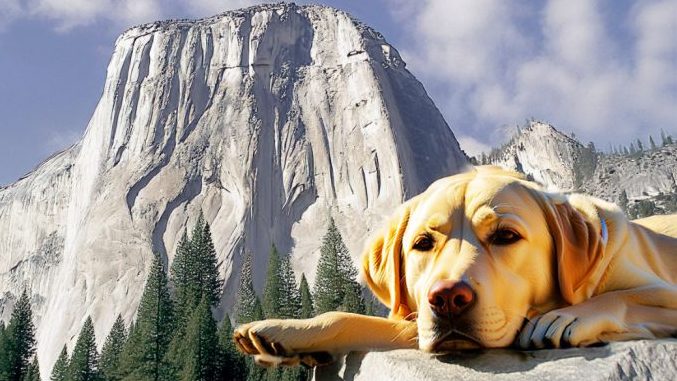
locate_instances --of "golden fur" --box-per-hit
[234,166,677,366]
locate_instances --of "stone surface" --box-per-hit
[0,3,468,375]
[315,340,677,381]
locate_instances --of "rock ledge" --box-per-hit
[314,340,677,380]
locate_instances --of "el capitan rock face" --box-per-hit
[0,3,468,373]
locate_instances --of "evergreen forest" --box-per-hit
[0,214,375,381]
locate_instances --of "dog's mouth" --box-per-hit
[432,329,483,351]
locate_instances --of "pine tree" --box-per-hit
[339,281,366,315]
[119,253,175,381]
[0,321,6,380]
[314,218,364,315]
[313,220,343,314]
[174,296,220,381]
[99,315,127,381]
[172,215,222,326]
[194,220,222,309]
[1,289,36,381]
[217,316,245,381]
[636,139,643,152]
[298,274,314,319]
[234,252,266,381]
[171,229,194,325]
[661,129,668,146]
[51,345,69,381]
[235,252,262,325]
[278,253,301,319]
[66,316,99,381]
[618,190,629,213]
[262,246,282,318]
[22,357,40,381]
[649,135,657,150]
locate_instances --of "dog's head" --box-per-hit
[362,166,609,351]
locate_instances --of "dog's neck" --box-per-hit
[594,207,676,293]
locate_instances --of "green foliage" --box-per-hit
[21,357,40,381]
[50,345,69,381]
[628,199,657,219]
[263,245,302,319]
[172,297,220,381]
[314,218,365,315]
[235,252,263,324]
[191,217,222,309]
[99,315,127,381]
[339,281,366,315]
[232,250,267,381]
[278,252,301,319]
[171,229,193,326]
[0,289,36,381]
[298,274,314,319]
[171,214,222,326]
[119,253,175,381]
[217,316,246,381]
[66,317,99,381]
[262,246,282,318]
[618,190,629,213]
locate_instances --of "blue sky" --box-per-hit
[0,0,675,185]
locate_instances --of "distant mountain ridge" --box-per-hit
[479,121,677,217]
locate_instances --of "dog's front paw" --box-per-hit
[234,320,335,368]
[516,307,630,349]
[233,321,297,367]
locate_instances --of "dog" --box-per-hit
[234,166,676,367]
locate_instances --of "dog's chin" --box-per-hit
[420,330,483,353]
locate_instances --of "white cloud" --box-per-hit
[457,135,491,157]
[2,0,260,31]
[395,0,677,150]
[0,0,22,30]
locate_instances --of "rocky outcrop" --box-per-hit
[0,3,467,374]
[484,121,676,213]
[315,340,677,381]
[483,122,592,191]
[581,145,677,206]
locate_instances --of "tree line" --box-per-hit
[0,214,373,381]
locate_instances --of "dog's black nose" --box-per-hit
[427,280,475,317]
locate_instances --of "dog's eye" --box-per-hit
[413,235,435,251]
[490,228,521,245]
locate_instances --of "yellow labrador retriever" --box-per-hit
[234,166,677,366]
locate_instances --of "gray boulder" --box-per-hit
[315,340,677,380]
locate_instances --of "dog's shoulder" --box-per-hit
[632,214,677,239]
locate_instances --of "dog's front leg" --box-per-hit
[234,312,418,367]
[517,285,677,349]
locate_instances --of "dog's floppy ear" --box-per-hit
[362,198,417,320]
[535,191,607,304]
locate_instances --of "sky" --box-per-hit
[0,0,675,185]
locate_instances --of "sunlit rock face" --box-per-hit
[0,3,468,374]
[487,121,677,208]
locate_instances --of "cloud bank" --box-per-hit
[394,0,677,155]
[0,0,260,31]
[1,0,675,157]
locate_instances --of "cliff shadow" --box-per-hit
[433,345,613,374]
